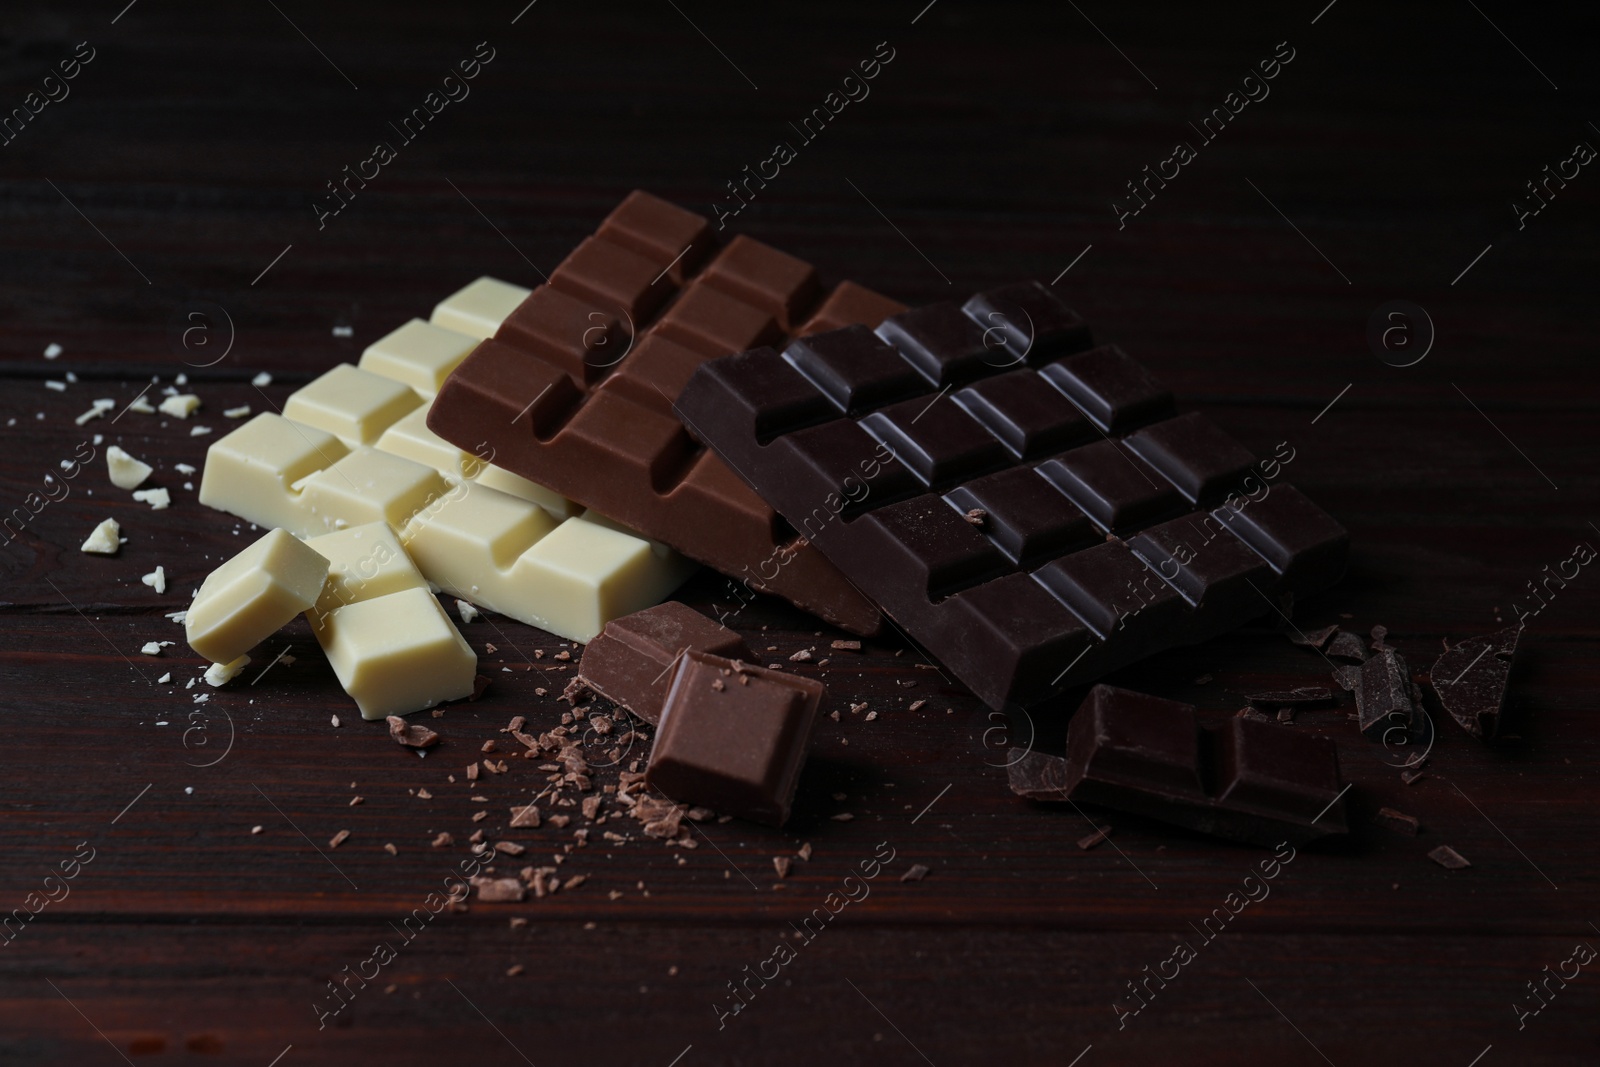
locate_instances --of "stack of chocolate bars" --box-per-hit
[197,190,1353,842]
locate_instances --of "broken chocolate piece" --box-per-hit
[1331,665,1362,693]
[1245,686,1335,708]
[645,651,824,826]
[577,602,752,725]
[387,715,440,748]
[1357,648,1415,741]
[1431,625,1521,740]
[1427,845,1470,870]
[1325,630,1369,663]
[1374,807,1421,835]
[1288,624,1339,650]
[900,863,931,882]
[1076,826,1111,850]
[1007,684,1349,847]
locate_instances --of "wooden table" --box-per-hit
[3,2,1595,1063]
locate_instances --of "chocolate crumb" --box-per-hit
[482,740,497,753]
[901,863,931,882]
[908,699,926,712]
[830,812,854,822]
[466,763,480,781]
[789,649,813,662]
[963,507,987,527]
[773,856,792,878]
[831,640,862,651]
[417,788,433,800]
[506,965,524,977]
[384,843,397,856]
[470,674,492,701]
[554,650,571,661]
[797,843,812,861]
[1193,674,1213,685]
[470,876,526,903]
[509,917,528,929]
[1428,845,1471,870]
[1276,709,1295,723]
[494,841,527,856]
[1375,807,1421,835]
[1401,768,1428,785]
[431,832,453,848]
[328,830,349,849]
[1076,827,1111,850]
[387,715,439,749]
[349,796,364,806]
[563,874,587,890]
[471,810,488,823]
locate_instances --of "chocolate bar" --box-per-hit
[645,652,824,826]
[1007,684,1349,846]
[578,602,752,724]
[428,191,903,636]
[674,283,1349,709]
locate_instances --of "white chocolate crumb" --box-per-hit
[456,599,480,624]
[45,380,67,392]
[106,445,153,490]
[189,425,212,437]
[132,487,171,510]
[141,566,167,594]
[80,518,121,555]
[223,405,251,419]
[159,394,201,418]
[251,371,272,387]
[44,343,62,359]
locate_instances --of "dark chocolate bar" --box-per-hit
[1007,684,1349,847]
[645,651,824,826]
[429,191,905,636]
[577,602,752,725]
[675,283,1349,709]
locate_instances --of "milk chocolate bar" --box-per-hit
[428,191,903,636]
[675,283,1349,709]
[1008,685,1349,847]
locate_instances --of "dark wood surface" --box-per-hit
[3,1,1598,1063]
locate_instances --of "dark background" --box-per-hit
[2,1,1597,1064]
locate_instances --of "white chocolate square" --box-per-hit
[303,521,427,621]
[517,516,696,642]
[430,276,531,340]
[185,528,329,663]
[297,447,452,536]
[199,413,349,533]
[476,463,582,519]
[400,482,558,607]
[359,318,479,397]
[282,363,422,447]
[314,586,476,719]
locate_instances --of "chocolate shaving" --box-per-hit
[900,863,931,882]
[470,876,527,902]
[1076,827,1111,850]
[387,715,439,748]
[509,803,540,828]
[830,640,861,651]
[328,830,349,849]
[1374,807,1421,835]
[1427,845,1471,870]
[773,856,792,878]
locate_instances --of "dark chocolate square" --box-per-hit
[1214,716,1343,820]
[857,495,1008,600]
[943,467,1096,566]
[774,419,920,519]
[875,301,1002,386]
[1037,440,1183,531]
[782,326,927,413]
[1067,685,1207,797]
[859,392,1010,488]
[962,281,1093,362]
[1040,345,1175,432]
[1033,540,1186,641]
[952,368,1095,458]
[1210,484,1349,590]
[1123,413,1257,504]
[1127,512,1274,616]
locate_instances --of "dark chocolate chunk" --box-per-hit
[1007,684,1349,847]
[1326,630,1370,663]
[645,652,824,827]
[428,191,891,635]
[675,284,1349,709]
[1357,647,1416,741]
[1123,413,1258,504]
[1431,625,1521,740]
[577,602,752,725]
[1428,845,1471,870]
[1288,624,1340,650]
[1374,807,1421,835]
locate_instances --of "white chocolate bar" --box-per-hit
[302,522,475,718]
[198,412,349,532]
[281,363,421,447]
[400,491,695,643]
[430,276,531,340]
[185,528,330,664]
[358,318,480,397]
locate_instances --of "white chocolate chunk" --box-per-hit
[175,463,196,475]
[456,599,479,624]
[44,343,62,359]
[190,426,212,437]
[224,405,251,419]
[133,487,171,510]
[430,276,531,340]
[81,518,121,555]
[252,371,273,387]
[204,654,250,687]
[303,522,428,623]
[313,586,475,719]
[185,527,330,664]
[360,318,479,397]
[283,363,421,447]
[142,566,167,594]
[129,396,157,414]
[200,413,350,533]
[160,394,202,418]
[107,445,153,490]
